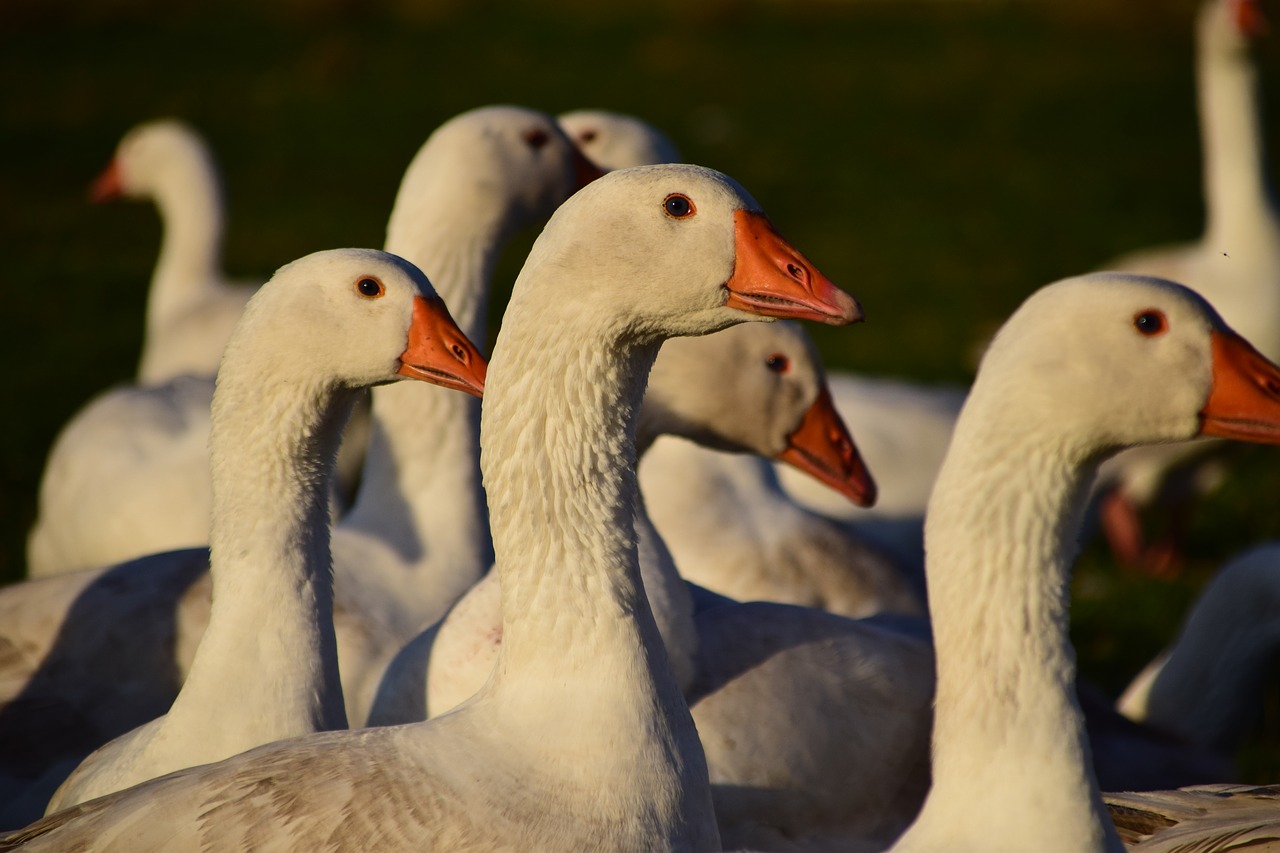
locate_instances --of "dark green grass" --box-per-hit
[2,0,1277,777]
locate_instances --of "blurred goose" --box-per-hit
[0,106,595,817]
[45,250,485,811]
[887,273,1280,852]
[558,108,682,170]
[26,120,259,576]
[1092,0,1280,573]
[0,164,861,852]
[1117,541,1280,756]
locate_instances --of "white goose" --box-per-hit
[0,163,861,852]
[26,120,260,576]
[0,106,594,815]
[1117,541,1280,756]
[1092,0,1280,572]
[1105,783,1280,850]
[886,272,1280,852]
[367,318,894,724]
[91,118,257,385]
[558,108,683,170]
[44,249,485,811]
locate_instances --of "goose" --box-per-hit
[43,248,485,811]
[0,163,861,852]
[1091,0,1280,574]
[25,120,260,577]
[0,106,595,818]
[366,318,892,724]
[558,108,683,171]
[90,118,257,385]
[885,272,1280,852]
[1117,541,1280,756]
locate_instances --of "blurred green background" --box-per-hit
[2,0,1278,776]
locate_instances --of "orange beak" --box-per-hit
[1233,0,1269,38]
[1199,329,1280,442]
[777,385,877,507]
[89,159,124,203]
[725,210,862,326]
[397,295,488,398]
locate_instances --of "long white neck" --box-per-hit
[1199,16,1279,245]
[477,316,716,844]
[146,155,225,337]
[163,341,349,753]
[334,196,500,630]
[896,404,1122,852]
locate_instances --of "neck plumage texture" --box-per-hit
[896,379,1123,852]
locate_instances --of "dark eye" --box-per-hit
[664,193,695,219]
[765,353,790,373]
[1134,310,1167,336]
[578,129,598,143]
[356,277,385,299]
[522,128,550,150]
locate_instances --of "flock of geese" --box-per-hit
[3,0,1280,850]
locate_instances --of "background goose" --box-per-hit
[0,163,861,853]
[1117,541,1280,761]
[887,273,1280,852]
[1091,0,1280,575]
[0,105,596,814]
[45,249,485,811]
[25,120,261,576]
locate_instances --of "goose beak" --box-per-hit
[1199,329,1280,442]
[1233,0,1269,38]
[777,385,877,507]
[571,146,607,189]
[398,295,488,398]
[725,211,862,326]
[89,159,123,203]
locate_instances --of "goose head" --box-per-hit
[971,272,1280,458]
[89,118,213,203]
[386,105,604,251]
[1203,0,1268,58]
[226,248,486,397]
[509,163,861,341]
[557,109,682,171]
[645,321,876,505]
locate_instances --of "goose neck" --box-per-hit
[907,412,1121,851]
[147,157,225,331]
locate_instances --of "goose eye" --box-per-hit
[355,277,385,299]
[522,128,550,150]
[578,129,598,143]
[765,353,790,373]
[1133,310,1167,336]
[663,193,695,219]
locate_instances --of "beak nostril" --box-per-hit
[452,344,466,360]
[787,263,804,280]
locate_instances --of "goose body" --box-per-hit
[0,106,593,818]
[1117,541,1280,755]
[886,272,1280,852]
[1,163,860,852]
[26,120,258,577]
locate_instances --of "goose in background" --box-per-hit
[559,106,960,601]
[90,119,257,385]
[0,163,861,853]
[0,106,596,814]
[26,120,260,576]
[1092,0,1280,575]
[1117,541,1280,759]
[885,273,1280,852]
[44,250,486,812]
[367,318,894,724]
